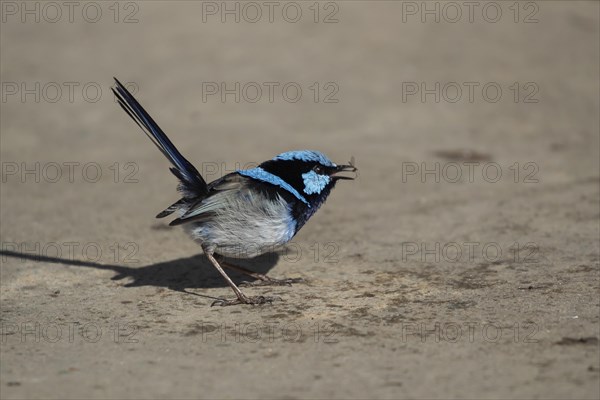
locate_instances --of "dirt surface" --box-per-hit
[1,1,599,399]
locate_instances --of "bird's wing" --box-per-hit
[168,173,246,226]
[168,173,299,226]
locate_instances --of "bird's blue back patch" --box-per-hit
[302,170,330,195]
[237,167,310,206]
[274,150,336,167]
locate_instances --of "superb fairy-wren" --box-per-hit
[112,78,357,306]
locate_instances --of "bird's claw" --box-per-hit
[211,295,280,307]
[239,277,305,287]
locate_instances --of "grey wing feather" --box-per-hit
[169,174,244,226]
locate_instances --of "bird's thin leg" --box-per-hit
[216,256,304,287]
[204,249,279,307]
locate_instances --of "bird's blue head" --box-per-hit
[238,150,357,230]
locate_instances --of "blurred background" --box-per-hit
[1,1,598,399]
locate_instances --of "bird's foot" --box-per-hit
[239,277,305,287]
[211,295,280,307]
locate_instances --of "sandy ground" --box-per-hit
[1,1,599,399]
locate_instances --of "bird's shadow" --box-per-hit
[0,249,280,297]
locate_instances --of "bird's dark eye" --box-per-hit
[313,165,323,174]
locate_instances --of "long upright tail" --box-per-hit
[111,78,208,209]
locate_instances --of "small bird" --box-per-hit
[111,78,357,306]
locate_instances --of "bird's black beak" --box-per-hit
[330,160,358,181]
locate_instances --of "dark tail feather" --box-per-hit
[111,77,208,200]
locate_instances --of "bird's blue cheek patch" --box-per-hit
[302,171,330,195]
